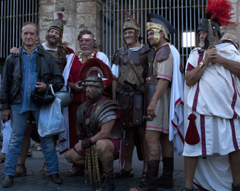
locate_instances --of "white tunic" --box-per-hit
[183,43,240,190]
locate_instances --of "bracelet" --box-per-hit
[199,61,207,70]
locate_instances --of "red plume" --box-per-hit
[57,13,63,20]
[205,0,235,26]
[79,58,112,82]
[125,12,140,28]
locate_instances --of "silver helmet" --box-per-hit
[50,85,73,107]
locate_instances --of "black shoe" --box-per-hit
[49,173,62,184]
[2,175,14,188]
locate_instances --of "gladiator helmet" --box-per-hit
[197,0,235,47]
[123,12,141,32]
[47,13,64,36]
[146,13,176,44]
[79,58,112,100]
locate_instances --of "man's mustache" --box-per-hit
[48,35,56,40]
[81,45,89,49]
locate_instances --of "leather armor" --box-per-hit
[43,45,69,73]
[144,44,170,120]
[76,97,121,138]
[112,45,155,128]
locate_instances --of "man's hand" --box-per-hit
[36,82,47,93]
[211,53,224,64]
[68,81,83,93]
[203,48,218,65]
[147,100,157,118]
[73,81,83,92]
[1,109,12,122]
[10,47,21,54]
[74,140,83,153]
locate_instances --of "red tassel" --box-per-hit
[185,113,200,145]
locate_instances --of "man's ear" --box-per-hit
[160,31,165,38]
[138,31,140,38]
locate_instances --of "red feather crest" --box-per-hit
[78,58,112,82]
[205,0,235,26]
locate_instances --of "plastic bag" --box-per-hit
[38,98,65,137]
[1,120,12,153]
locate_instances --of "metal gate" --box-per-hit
[101,0,207,64]
[0,0,38,59]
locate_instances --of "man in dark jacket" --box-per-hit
[0,22,64,188]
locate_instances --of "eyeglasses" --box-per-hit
[78,38,94,43]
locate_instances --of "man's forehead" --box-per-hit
[22,24,37,32]
[80,34,94,39]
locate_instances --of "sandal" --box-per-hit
[140,172,147,182]
[114,168,134,179]
[15,164,27,177]
[181,187,194,191]
[42,162,49,176]
[66,165,84,177]
[0,157,5,163]
[27,149,33,157]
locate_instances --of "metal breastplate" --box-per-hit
[117,48,149,85]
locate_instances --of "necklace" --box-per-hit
[78,51,95,62]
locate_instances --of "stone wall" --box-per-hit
[221,0,240,47]
[38,0,240,52]
[38,0,101,52]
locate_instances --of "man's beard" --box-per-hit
[81,45,92,55]
[199,42,205,48]
[46,35,59,46]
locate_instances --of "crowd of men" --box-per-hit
[1,0,240,190]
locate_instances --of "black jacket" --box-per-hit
[0,46,64,110]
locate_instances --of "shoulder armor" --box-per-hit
[117,46,128,55]
[156,44,170,63]
[76,101,89,124]
[90,98,120,127]
[59,45,70,54]
[117,47,124,51]
[58,45,69,59]
[139,44,151,55]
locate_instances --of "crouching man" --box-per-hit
[65,58,121,191]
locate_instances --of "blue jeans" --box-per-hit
[5,109,59,176]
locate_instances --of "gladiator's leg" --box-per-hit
[158,133,174,188]
[15,123,34,177]
[96,139,114,173]
[65,148,85,166]
[95,139,115,191]
[229,150,240,187]
[124,127,135,171]
[184,156,198,190]
[138,123,148,173]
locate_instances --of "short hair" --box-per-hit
[21,22,39,35]
[77,29,94,40]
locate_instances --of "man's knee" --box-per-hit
[145,130,159,145]
[96,140,113,155]
[65,150,73,163]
